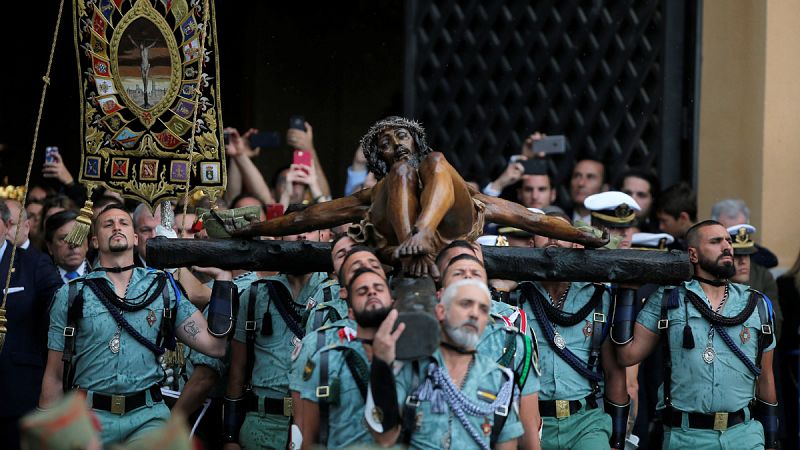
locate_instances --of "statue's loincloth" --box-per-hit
[347,197,486,254]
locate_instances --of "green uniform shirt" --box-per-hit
[48,268,197,394]
[233,272,328,399]
[637,280,775,413]
[303,278,348,334]
[478,301,539,396]
[521,282,610,401]
[396,349,524,449]
[296,336,373,449]
[289,318,357,393]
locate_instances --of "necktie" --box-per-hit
[65,271,79,281]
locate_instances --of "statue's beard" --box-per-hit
[698,251,736,280]
[443,318,481,350]
[352,305,392,328]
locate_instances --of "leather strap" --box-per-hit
[62,282,83,392]
[318,344,330,445]
[666,408,746,429]
[538,395,599,417]
[89,385,163,414]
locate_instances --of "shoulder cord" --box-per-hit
[340,347,369,399]
[86,276,164,312]
[685,289,757,326]
[84,279,165,356]
[418,363,514,450]
[265,281,305,339]
[521,284,603,382]
[535,284,603,327]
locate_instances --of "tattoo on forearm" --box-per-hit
[183,320,200,340]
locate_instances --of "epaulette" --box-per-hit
[317,321,348,332]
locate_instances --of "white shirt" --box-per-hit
[58,260,88,283]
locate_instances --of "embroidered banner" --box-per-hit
[73,0,225,208]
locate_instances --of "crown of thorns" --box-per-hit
[360,117,429,157]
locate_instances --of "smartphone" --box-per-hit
[265,203,284,220]
[248,131,281,149]
[532,135,566,154]
[293,149,312,168]
[522,158,548,175]
[289,115,306,131]
[223,130,231,145]
[45,146,59,164]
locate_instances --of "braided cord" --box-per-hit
[524,286,603,382]
[85,277,164,312]
[91,284,165,356]
[1,0,65,311]
[712,324,761,377]
[428,364,514,450]
[686,290,756,326]
[265,282,304,339]
[536,285,602,327]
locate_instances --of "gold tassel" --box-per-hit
[0,307,7,353]
[64,200,94,248]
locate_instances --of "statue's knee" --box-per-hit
[419,151,446,171]
[389,161,417,181]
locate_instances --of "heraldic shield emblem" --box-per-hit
[74,0,225,208]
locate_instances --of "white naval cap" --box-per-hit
[726,223,756,236]
[727,223,757,255]
[476,235,508,246]
[584,191,641,228]
[631,232,674,250]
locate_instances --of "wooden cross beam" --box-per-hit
[146,237,691,284]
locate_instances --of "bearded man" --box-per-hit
[614,220,779,450]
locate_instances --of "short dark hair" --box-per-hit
[45,210,80,243]
[95,203,131,225]
[685,219,724,249]
[346,267,386,300]
[0,200,10,223]
[615,168,661,197]
[656,182,697,222]
[442,253,484,281]
[338,245,380,283]
[435,240,476,268]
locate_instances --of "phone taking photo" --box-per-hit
[248,131,281,149]
[293,149,312,168]
[45,146,59,164]
[532,135,566,154]
[289,115,305,131]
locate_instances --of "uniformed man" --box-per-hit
[614,220,778,449]
[39,203,231,445]
[585,191,640,250]
[222,227,329,450]
[439,254,541,449]
[369,279,524,449]
[585,191,643,447]
[518,211,630,450]
[293,268,393,448]
[302,234,356,334]
[727,224,782,340]
[288,245,386,446]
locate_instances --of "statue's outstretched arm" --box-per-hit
[231,188,372,238]
[478,193,609,248]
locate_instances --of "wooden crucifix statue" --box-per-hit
[227,117,607,276]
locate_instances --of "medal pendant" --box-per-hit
[702,345,715,364]
[109,331,121,354]
[146,310,156,327]
[554,332,566,349]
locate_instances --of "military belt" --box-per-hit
[88,385,163,415]
[667,408,747,431]
[538,395,598,418]
[245,393,293,417]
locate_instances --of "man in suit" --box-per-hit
[0,199,63,449]
[44,210,90,284]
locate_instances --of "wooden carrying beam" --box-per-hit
[147,237,691,284]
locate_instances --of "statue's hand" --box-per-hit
[198,206,261,238]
